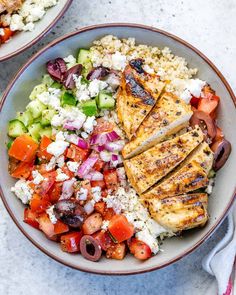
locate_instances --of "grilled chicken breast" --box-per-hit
[141,142,214,200]
[124,127,204,194]
[117,59,165,140]
[143,193,208,232]
[0,0,23,13]
[122,92,193,159]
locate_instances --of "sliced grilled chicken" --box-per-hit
[141,142,214,200]
[143,193,208,232]
[117,58,165,140]
[122,92,193,159]
[0,0,23,13]
[124,127,204,194]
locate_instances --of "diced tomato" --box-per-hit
[61,165,74,179]
[30,194,50,214]
[106,242,126,260]
[35,171,56,195]
[37,213,56,240]
[11,161,34,179]
[37,136,52,161]
[103,207,115,221]
[91,180,106,190]
[129,238,152,260]
[104,169,119,191]
[198,94,220,119]
[8,135,39,162]
[60,232,83,253]
[37,163,50,174]
[0,27,14,43]
[93,230,114,251]
[82,213,103,235]
[94,201,106,215]
[54,220,69,235]
[108,215,134,243]
[93,118,114,134]
[190,96,201,108]
[24,208,39,229]
[48,182,62,204]
[66,144,89,163]
[93,159,105,172]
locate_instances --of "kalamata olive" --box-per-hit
[54,200,86,228]
[87,66,110,81]
[63,64,82,89]
[47,58,67,82]
[80,235,102,262]
[211,139,231,171]
[190,110,217,140]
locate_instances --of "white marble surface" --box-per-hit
[0,0,235,294]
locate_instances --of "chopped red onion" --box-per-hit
[117,167,127,186]
[84,201,94,215]
[110,154,119,168]
[66,133,79,145]
[90,133,107,145]
[106,130,120,142]
[78,138,88,150]
[77,156,98,178]
[84,170,104,181]
[63,118,85,131]
[104,140,125,152]
[60,178,76,200]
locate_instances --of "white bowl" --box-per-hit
[0,24,235,275]
[0,0,72,61]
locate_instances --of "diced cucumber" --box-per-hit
[61,91,77,106]
[17,110,33,127]
[28,122,42,142]
[7,139,13,150]
[26,100,47,119]
[39,127,52,138]
[42,74,54,87]
[29,83,47,100]
[41,109,56,126]
[8,119,27,138]
[77,49,93,78]
[97,91,115,109]
[78,49,91,65]
[81,99,98,116]
[51,82,62,89]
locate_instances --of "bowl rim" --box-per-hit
[0,0,73,62]
[0,23,235,275]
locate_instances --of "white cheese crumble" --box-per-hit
[64,55,77,68]
[56,169,69,182]
[88,79,108,97]
[11,180,33,204]
[47,133,69,157]
[37,88,61,110]
[104,187,169,254]
[74,75,90,102]
[46,205,57,224]
[0,28,5,36]
[111,52,127,70]
[76,187,88,201]
[67,161,80,173]
[205,178,215,194]
[32,170,44,185]
[83,116,97,134]
[91,186,102,202]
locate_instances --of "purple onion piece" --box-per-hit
[87,66,110,81]
[63,64,83,89]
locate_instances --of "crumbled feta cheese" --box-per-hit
[74,75,90,102]
[32,170,44,185]
[0,29,5,36]
[205,178,215,194]
[83,116,96,134]
[111,51,127,70]
[76,187,88,201]
[37,88,61,110]
[47,140,69,157]
[143,64,155,74]
[56,168,69,182]
[46,156,57,171]
[88,79,108,97]
[81,132,89,139]
[46,205,57,224]
[56,155,65,168]
[51,106,86,128]
[10,14,25,31]
[67,161,80,173]
[136,229,159,254]
[91,186,102,202]
[11,180,33,204]
[101,220,110,231]
[64,55,77,68]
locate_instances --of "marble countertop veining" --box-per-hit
[0,0,235,294]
